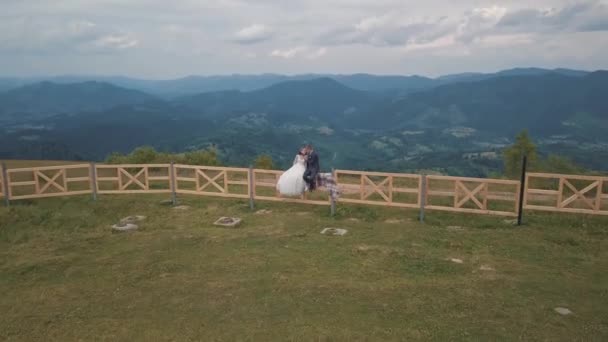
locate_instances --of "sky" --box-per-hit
[1,0,608,78]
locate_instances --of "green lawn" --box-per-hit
[1,194,607,341]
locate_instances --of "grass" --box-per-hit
[1,193,608,340]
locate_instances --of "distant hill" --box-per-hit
[0,68,592,97]
[0,81,161,121]
[357,71,608,137]
[176,77,379,123]
[437,68,588,84]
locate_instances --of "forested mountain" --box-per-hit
[352,71,608,137]
[0,68,590,97]
[176,78,378,123]
[1,68,607,176]
[0,81,160,122]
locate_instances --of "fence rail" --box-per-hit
[525,172,608,216]
[6,164,92,200]
[425,175,520,217]
[1,162,607,218]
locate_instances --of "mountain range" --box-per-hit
[1,67,607,176]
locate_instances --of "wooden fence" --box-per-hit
[524,173,608,216]
[5,164,92,200]
[425,175,521,217]
[334,170,421,208]
[0,162,607,218]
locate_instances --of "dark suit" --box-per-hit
[303,150,320,191]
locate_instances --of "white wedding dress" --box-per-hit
[276,154,307,196]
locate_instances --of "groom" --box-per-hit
[302,144,320,191]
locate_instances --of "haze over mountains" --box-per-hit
[1,67,607,176]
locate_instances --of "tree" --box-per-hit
[129,146,159,164]
[542,154,583,174]
[503,130,537,178]
[254,154,274,170]
[183,148,220,166]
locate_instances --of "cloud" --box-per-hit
[307,47,327,59]
[270,47,306,58]
[233,24,273,44]
[0,18,138,54]
[92,34,138,49]
[496,1,608,33]
[318,14,454,47]
[269,46,327,59]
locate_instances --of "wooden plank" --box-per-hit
[224,171,229,193]
[338,198,419,209]
[362,175,390,202]
[596,180,603,212]
[528,172,608,182]
[177,164,248,172]
[427,190,456,197]
[117,168,123,190]
[34,170,41,194]
[7,164,90,172]
[392,187,420,194]
[66,177,91,182]
[9,190,92,200]
[175,189,252,200]
[389,176,393,203]
[427,175,520,185]
[144,167,150,190]
[252,170,257,198]
[96,163,170,168]
[335,169,419,178]
[456,182,485,209]
[9,181,37,186]
[561,180,597,209]
[557,177,564,208]
[482,182,488,209]
[486,194,516,201]
[255,182,276,187]
[227,180,248,186]
[527,189,560,195]
[97,177,119,181]
[119,168,146,190]
[148,176,170,181]
[176,177,195,182]
[524,204,608,216]
[38,169,66,193]
[254,195,329,206]
[425,205,517,217]
[453,180,459,208]
[360,175,364,200]
[97,189,171,194]
[197,169,225,193]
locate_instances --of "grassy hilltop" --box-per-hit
[1,193,607,340]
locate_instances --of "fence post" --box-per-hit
[90,162,98,201]
[248,165,255,210]
[1,162,10,207]
[419,174,427,223]
[330,168,336,217]
[517,155,528,226]
[170,161,177,206]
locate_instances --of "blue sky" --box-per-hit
[1,0,608,78]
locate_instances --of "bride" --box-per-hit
[276,149,307,196]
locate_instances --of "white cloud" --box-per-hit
[270,47,306,58]
[0,18,138,54]
[93,34,138,49]
[307,47,327,59]
[270,46,328,59]
[233,24,273,44]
